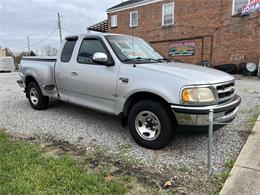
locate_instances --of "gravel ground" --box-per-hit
[1,72,260,174]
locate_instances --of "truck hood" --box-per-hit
[137,62,234,85]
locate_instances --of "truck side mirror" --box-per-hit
[93,52,108,64]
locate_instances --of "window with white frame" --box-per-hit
[232,0,250,15]
[162,2,174,26]
[130,11,138,27]
[111,15,118,27]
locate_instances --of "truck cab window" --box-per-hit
[77,39,108,64]
[60,39,77,62]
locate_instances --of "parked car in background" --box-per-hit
[17,33,241,149]
[0,57,15,72]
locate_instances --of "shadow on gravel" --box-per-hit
[177,130,207,137]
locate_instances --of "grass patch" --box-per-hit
[178,166,192,175]
[0,131,130,194]
[248,115,258,127]
[210,159,235,194]
[117,144,132,153]
[0,130,240,195]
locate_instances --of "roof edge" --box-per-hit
[107,0,163,13]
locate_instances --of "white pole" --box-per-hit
[58,12,63,43]
[27,36,31,53]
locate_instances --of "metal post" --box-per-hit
[208,109,214,175]
[27,36,31,53]
[257,58,260,79]
[58,12,63,43]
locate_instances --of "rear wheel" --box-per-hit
[128,100,175,149]
[26,82,49,110]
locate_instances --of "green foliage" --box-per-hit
[211,159,235,194]
[224,159,235,170]
[178,165,192,174]
[0,132,127,195]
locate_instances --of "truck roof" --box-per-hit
[64,33,133,40]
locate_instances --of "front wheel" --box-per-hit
[26,82,49,110]
[128,100,175,149]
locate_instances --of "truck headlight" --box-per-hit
[181,87,215,103]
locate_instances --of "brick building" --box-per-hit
[89,0,260,67]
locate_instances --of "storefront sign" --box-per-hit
[241,0,260,16]
[169,41,195,56]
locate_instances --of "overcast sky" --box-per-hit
[0,0,122,53]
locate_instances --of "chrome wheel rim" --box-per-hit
[30,88,39,105]
[135,111,161,141]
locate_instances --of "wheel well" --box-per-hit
[25,76,37,87]
[122,92,173,118]
[25,76,38,98]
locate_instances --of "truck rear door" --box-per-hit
[55,37,78,102]
[69,36,119,114]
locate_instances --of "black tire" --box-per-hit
[26,82,49,110]
[128,100,175,149]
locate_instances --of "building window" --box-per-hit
[130,11,138,27]
[111,15,118,28]
[232,0,250,15]
[162,2,174,26]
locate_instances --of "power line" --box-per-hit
[14,28,58,50]
[61,26,73,34]
[30,28,58,47]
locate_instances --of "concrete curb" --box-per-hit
[220,115,260,195]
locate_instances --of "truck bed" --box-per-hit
[20,56,58,98]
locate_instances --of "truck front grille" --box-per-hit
[216,81,235,103]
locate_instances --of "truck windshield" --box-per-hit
[106,35,167,64]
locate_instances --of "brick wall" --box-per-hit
[108,0,260,67]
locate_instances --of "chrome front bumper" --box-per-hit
[171,94,241,127]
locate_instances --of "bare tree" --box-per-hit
[0,47,37,70]
[41,46,58,56]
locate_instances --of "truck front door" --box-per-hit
[70,37,119,114]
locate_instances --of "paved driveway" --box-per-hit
[1,72,260,173]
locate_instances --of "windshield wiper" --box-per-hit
[123,57,150,63]
[123,57,171,63]
[143,58,172,63]
[156,58,172,62]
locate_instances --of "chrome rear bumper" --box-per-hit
[171,94,241,127]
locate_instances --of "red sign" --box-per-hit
[242,0,260,15]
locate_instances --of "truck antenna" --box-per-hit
[131,29,136,67]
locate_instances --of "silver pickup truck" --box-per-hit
[17,33,241,149]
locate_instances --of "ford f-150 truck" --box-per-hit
[17,33,241,149]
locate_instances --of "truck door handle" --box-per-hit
[71,72,78,76]
[119,77,129,83]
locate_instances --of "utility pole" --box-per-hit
[57,12,63,43]
[27,36,31,53]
